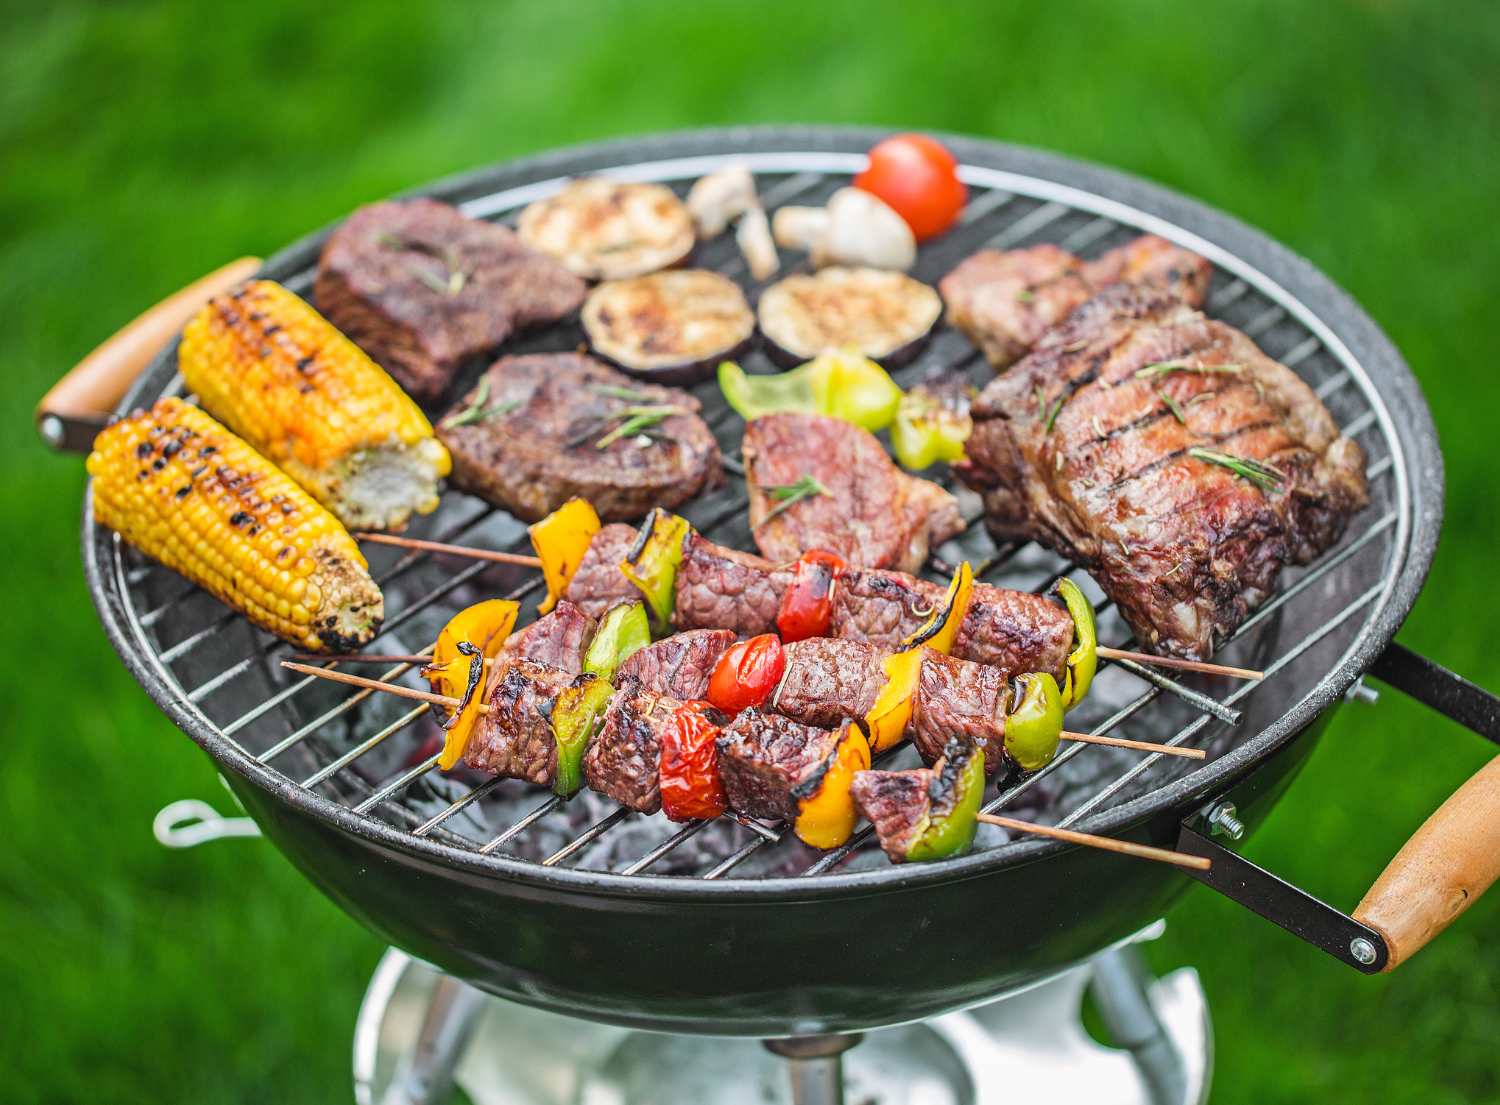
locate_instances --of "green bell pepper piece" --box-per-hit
[905,739,986,862]
[718,350,902,432]
[542,673,615,797]
[891,388,972,470]
[1005,672,1064,772]
[1054,578,1097,711]
[585,600,651,684]
[619,508,692,634]
[718,360,817,421]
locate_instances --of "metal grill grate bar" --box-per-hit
[413,776,506,838]
[543,808,631,866]
[985,201,1070,249]
[479,796,562,855]
[354,754,442,816]
[301,704,426,789]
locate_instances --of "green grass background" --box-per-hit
[2,1,1497,1101]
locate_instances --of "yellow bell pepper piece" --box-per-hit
[529,498,602,615]
[901,561,973,657]
[429,599,519,769]
[864,648,925,752]
[792,722,872,850]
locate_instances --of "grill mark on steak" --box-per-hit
[439,353,724,524]
[615,629,736,700]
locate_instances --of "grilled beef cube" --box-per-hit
[939,235,1211,370]
[439,353,724,524]
[849,770,930,861]
[616,629,737,700]
[584,689,680,814]
[910,650,1009,774]
[771,638,888,732]
[671,533,792,637]
[314,199,587,402]
[743,413,963,574]
[563,523,643,619]
[463,659,572,783]
[831,566,1073,683]
[716,709,847,822]
[959,282,1369,659]
[852,740,983,863]
[495,601,596,677]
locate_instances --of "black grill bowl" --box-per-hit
[84,127,1441,1036]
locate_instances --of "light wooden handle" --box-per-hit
[35,256,261,450]
[1353,752,1500,970]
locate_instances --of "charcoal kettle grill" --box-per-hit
[57,129,1500,1080]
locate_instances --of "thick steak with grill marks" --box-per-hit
[315,199,587,402]
[439,353,724,523]
[616,629,737,700]
[939,234,1211,370]
[744,413,963,574]
[671,533,791,637]
[958,282,1369,659]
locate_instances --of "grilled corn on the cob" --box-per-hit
[88,398,384,652]
[178,279,451,531]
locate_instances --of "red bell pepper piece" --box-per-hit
[707,634,786,714]
[659,701,728,823]
[775,550,846,643]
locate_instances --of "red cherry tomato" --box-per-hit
[776,550,846,643]
[853,134,968,242]
[707,634,786,714]
[659,700,727,823]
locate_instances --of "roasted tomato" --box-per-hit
[659,700,728,822]
[707,634,786,713]
[853,134,968,242]
[776,550,846,642]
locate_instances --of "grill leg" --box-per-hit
[1090,947,1189,1105]
[763,1034,863,1105]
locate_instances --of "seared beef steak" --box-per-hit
[958,282,1368,659]
[615,629,737,700]
[939,234,1211,370]
[771,638,889,732]
[671,533,791,637]
[314,199,587,402]
[743,413,963,573]
[910,651,1010,774]
[716,709,847,822]
[439,353,724,523]
[849,769,931,862]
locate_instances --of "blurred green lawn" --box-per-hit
[2,2,1497,1101]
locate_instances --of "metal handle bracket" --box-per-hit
[1367,642,1500,744]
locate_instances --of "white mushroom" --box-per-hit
[735,203,779,281]
[771,187,916,271]
[687,165,781,279]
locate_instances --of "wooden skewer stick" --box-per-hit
[977,813,1211,870]
[291,653,496,668]
[281,662,479,711]
[1061,731,1206,760]
[353,531,544,569]
[1096,646,1263,681]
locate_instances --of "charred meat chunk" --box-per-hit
[314,198,587,402]
[564,523,643,619]
[744,413,963,573]
[958,282,1369,659]
[616,629,737,700]
[463,659,572,783]
[1080,233,1213,307]
[494,601,596,677]
[849,769,930,862]
[716,708,846,822]
[771,638,889,732]
[439,353,724,524]
[671,532,792,637]
[584,689,680,814]
[910,650,1010,774]
[851,738,984,863]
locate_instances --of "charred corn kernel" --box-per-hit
[87,398,384,653]
[178,279,451,532]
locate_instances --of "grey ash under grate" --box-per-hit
[106,152,1408,882]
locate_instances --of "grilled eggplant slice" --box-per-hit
[582,269,755,385]
[757,266,942,368]
[517,179,695,281]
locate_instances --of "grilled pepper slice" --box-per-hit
[792,720,872,849]
[426,599,520,769]
[585,600,651,684]
[901,561,973,656]
[529,497,602,615]
[659,700,730,822]
[904,738,986,862]
[776,550,846,642]
[619,508,693,632]
[1005,672,1064,772]
[864,648,924,752]
[718,349,903,432]
[541,673,615,797]
[1054,578,1097,711]
[891,386,972,471]
[708,634,786,714]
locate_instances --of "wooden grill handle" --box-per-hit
[1352,752,1500,970]
[35,256,262,452]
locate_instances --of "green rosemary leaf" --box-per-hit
[1189,447,1285,492]
[1092,415,1107,440]
[1135,361,1243,382]
[588,384,656,401]
[1044,392,1064,435]
[408,265,453,295]
[594,405,685,449]
[1159,389,1187,425]
[440,378,522,428]
[1016,288,1036,303]
[758,473,833,523]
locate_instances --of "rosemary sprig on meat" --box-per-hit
[757,473,833,523]
[440,378,521,428]
[587,384,657,402]
[1189,447,1285,492]
[568,401,686,449]
[1035,385,1064,434]
[379,231,471,295]
[1134,361,1243,382]
[1159,390,1187,424]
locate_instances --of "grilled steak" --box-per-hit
[564,523,643,619]
[671,533,791,637]
[616,629,737,700]
[958,282,1369,659]
[495,602,596,677]
[771,638,889,732]
[463,659,572,782]
[910,650,1009,774]
[939,234,1211,370]
[744,413,963,573]
[584,689,680,814]
[849,768,931,862]
[716,708,847,822]
[439,353,724,523]
[831,566,1072,682]
[314,199,587,402]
